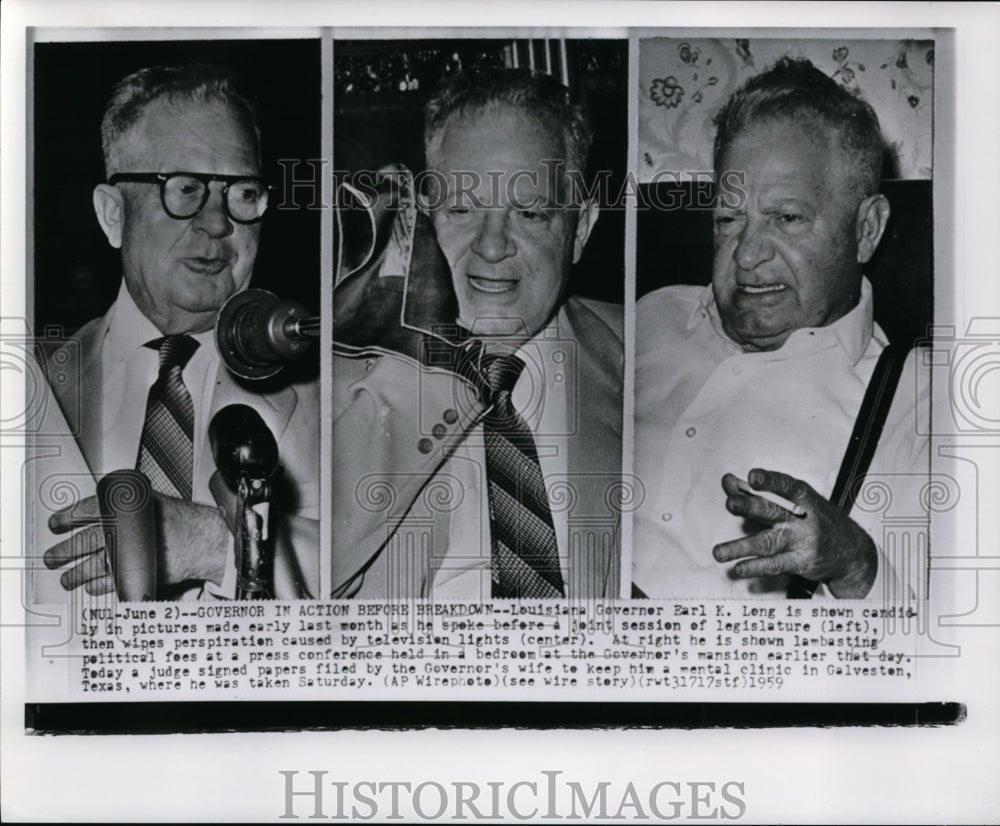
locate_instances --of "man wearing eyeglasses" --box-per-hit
[40,64,319,600]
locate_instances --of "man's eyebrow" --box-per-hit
[761,195,817,209]
[516,196,562,210]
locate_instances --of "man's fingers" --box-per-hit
[720,473,743,497]
[748,468,813,503]
[59,553,110,591]
[713,527,788,563]
[48,494,102,534]
[725,492,796,525]
[44,524,105,569]
[731,552,801,579]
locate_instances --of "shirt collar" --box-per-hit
[515,313,561,360]
[105,280,217,367]
[511,313,563,421]
[690,277,876,365]
[105,281,164,368]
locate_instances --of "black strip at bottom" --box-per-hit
[26,701,964,734]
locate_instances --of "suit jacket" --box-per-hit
[331,295,624,600]
[39,306,321,599]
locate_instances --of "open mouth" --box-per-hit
[183,257,230,275]
[738,284,787,295]
[467,274,519,294]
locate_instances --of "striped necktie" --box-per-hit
[136,335,199,500]
[483,354,565,598]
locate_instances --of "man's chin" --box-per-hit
[173,278,244,311]
[458,293,556,340]
[467,320,530,339]
[726,321,794,352]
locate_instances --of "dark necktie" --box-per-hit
[483,354,565,598]
[136,335,199,500]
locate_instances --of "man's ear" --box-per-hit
[855,193,890,265]
[572,198,600,264]
[93,184,125,249]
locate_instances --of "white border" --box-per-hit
[4,2,1000,823]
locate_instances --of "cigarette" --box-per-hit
[735,478,807,518]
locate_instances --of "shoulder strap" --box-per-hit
[788,342,911,598]
[830,342,911,511]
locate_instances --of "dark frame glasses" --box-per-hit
[108,172,272,224]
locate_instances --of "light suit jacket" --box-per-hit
[39,307,321,599]
[331,295,624,600]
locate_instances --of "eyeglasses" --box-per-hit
[108,172,271,224]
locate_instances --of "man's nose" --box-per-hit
[733,217,775,270]
[471,209,515,262]
[191,184,234,238]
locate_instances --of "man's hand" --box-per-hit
[44,493,231,596]
[712,468,877,598]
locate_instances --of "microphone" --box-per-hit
[96,470,157,601]
[209,405,280,599]
[215,288,319,380]
[209,404,280,484]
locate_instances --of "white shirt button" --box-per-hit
[685,427,697,438]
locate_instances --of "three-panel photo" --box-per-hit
[10,10,1000,823]
[24,32,937,716]
[27,32,934,609]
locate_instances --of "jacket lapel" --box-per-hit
[560,297,624,598]
[45,316,107,477]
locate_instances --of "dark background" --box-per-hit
[33,40,322,336]
[333,39,628,305]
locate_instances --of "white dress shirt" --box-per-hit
[100,282,219,489]
[99,281,235,597]
[632,278,927,599]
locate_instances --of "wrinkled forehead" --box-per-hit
[120,97,259,172]
[717,115,844,165]
[714,116,860,200]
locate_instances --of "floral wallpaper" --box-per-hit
[638,38,934,182]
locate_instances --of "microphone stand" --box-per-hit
[234,471,272,600]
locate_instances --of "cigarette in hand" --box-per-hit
[735,478,807,518]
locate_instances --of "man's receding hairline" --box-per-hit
[109,97,259,176]
[717,112,872,203]
[426,104,571,165]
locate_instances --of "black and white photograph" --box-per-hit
[632,37,934,602]
[329,38,629,601]
[1,2,998,823]
[26,37,323,606]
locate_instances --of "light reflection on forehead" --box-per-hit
[424,167,578,213]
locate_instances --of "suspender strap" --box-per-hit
[788,342,910,598]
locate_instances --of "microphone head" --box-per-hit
[216,288,314,381]
[209,404,279,483]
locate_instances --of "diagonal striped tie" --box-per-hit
[136,335,199,500]
[483,354,564,598]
